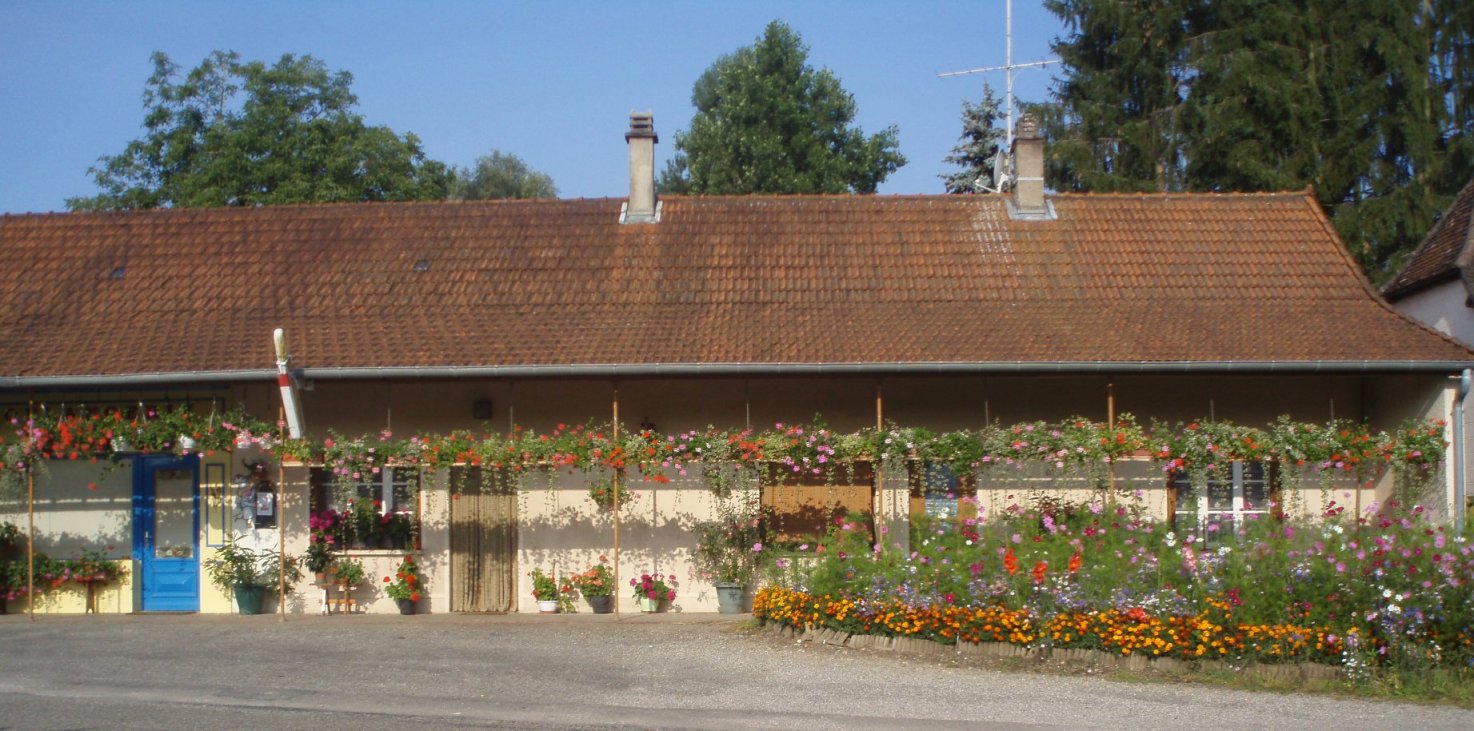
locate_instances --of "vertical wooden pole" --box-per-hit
[25,398,35,621]
[874,380,885,539]
[611,384,620,618]
[277,405,287,622]
[1107,382,1117,510]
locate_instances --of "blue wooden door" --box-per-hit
[135,455,200,611]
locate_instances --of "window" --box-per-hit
[1171,461,1274,540]
[908,463,976,521]
[310,467,420,549]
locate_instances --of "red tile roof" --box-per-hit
[0,192,1468,382]
[1382,177,1474,300]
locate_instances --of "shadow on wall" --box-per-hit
[0,458,135,558]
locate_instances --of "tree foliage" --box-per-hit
[68,51,449,210]
[1039,0,1474,280]
[942,86,1007,194]
[658,21,905,195]
[451,151,557,200]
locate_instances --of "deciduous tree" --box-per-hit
[451,151,557,200]
[658,21,905,195]
[68,51,449,210]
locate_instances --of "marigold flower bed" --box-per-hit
[754,587,1344,664]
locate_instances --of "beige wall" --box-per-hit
[8,371,1460,614]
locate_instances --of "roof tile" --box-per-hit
[0,193,1468,378]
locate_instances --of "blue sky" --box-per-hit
[0,1,1065,213]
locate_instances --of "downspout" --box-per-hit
[1456,369,1470,528]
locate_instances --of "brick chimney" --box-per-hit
[1010,113,1051,219]
[622,111,659,224]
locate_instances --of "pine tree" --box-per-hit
[1043,0,1198,193]
[942,87,1006,194]
[1042,0,1474,280]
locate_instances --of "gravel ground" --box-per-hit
[0,613,1471,730]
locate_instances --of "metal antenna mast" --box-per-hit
[938,0,1059,149]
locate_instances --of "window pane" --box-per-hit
[923,464,958,519]
[1205,513,1234,542]
[391,470,419,518]
[1206,476,1233,511]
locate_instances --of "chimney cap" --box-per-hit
[1016,113,1041,140]
[626,111,658,142]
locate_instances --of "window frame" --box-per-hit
[309,466,422,550]
[1170,461,1276,540]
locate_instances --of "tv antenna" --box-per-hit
[937,0,1055,149]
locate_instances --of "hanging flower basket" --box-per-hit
[588,477,632,510]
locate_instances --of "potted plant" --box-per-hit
[381,511,414,549]
[573,555,616,614]
[587,476,633,510]
[203,540,300,615]
[630,572,677,613]
[0,559,22,614]
[330,557,366,587]
[692,498,765,613]
[348,498,381,548]
[306,510,340,582]
[0,521,19,562]
[383,555,423,614]
[529,568,561,613]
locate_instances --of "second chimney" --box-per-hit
[1010,114,1049,218]
[623,112,659,224]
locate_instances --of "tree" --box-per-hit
[68,51,449,210]
[942,86,1007,194]
[657,21,905,195]
[450,151,557,200]
[1042,0,1197,193]
[1040,0,1474,280]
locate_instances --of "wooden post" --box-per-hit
[611,384,620,618]
[1107,382,1117,510]
[874,380,886,539]
[25,398,35,621]
[277,406,287,622]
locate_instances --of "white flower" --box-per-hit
[1388,604,1402,615]
[1382,588,1393,599]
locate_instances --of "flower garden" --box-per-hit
[753,493,1473,676]
[2,403,1470,679]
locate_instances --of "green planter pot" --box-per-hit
[715,583,745,614]
[637,596,666,613]
[234,585,267,615]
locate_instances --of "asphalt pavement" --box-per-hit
[0,612,1471,730]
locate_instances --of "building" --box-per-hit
[2,115,1469,615]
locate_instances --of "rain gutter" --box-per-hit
[0,370,277,390]
[5,361,1473,391]
[294,360,1474,379]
